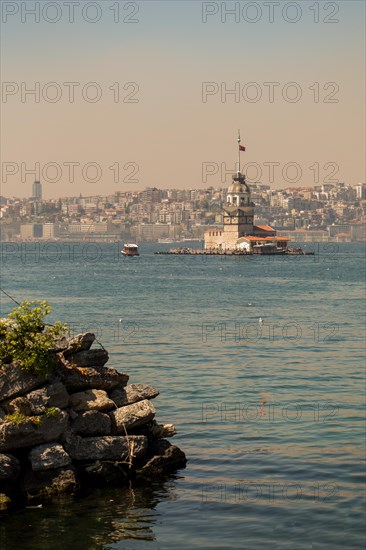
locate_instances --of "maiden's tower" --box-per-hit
[204,134,289,254]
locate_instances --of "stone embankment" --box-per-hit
[0,333,186,512]
[154,247,314,256]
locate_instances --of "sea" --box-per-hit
[0,241,365,550]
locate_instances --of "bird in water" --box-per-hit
[258,317,263,325]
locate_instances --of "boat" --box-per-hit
[181,238,203,242]
[121,243,139,256]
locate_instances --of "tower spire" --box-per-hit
[237,129,241,174]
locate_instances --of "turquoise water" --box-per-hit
[0,242,365,549]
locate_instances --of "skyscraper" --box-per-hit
[32,180,42,200]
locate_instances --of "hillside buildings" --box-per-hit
[0,178,365,243]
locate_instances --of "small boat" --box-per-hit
[121,243,139,256]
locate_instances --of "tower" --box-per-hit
[222,132,254,246]
[32,180,42,200]
[204,133,288,252]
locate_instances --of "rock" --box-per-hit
[0,409,68,452]
[29,443,72,472]
[71,411,111,436]
[63,333,95,356]
[0,453,20,481]
[157,424,176,438]
[137,439,187,477]
[79,460,130,485]
[110,400,156,433]
[110,384,159,407]
[137,420,177,440]
[3,383,69,416]
[64,434,148,462]
[0,363,47,402]
[23,466,78,501]
[64,349,108,368]
[68,409,78,421]
[69,389,115,412]
[2,396,32,416]
[0,317,187,512]
[56,358,128,392]
[51,336,69,352]
[27,383,70,411]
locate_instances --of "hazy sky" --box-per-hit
[1,0,365,199]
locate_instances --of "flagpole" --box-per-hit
[237,129,241,174]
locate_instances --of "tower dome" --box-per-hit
[227,172,251,206]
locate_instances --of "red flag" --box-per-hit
[239,145,246,151]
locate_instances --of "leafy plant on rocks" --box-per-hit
[0,300,69,377]
[44,407,59,418]
[4,411,42,426]
[4,411,29,425]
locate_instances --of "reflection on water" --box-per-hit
[0,479,180,550]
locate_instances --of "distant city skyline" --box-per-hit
[1,177,364,202]
[1,1,365,199]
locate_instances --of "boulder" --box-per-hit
[69,389,115,412]
[51,336,69,352]
[0,409,68,452]
[137,420,176,440]
[68,409,78,420]
[79,460,130,485]
[63,333,95,356]
[64,434,147,462]
[71,411,111,436]
[110,384,159,407]
[0,453,20,481]
[56,358,128,392]
[27,383,69,411]
[2,396,32,416]
[23,466,78,501]
[137,439,187,477]
[3,382,69,416]
[110,400,155,433]
[0,363,47,402]
[64,349,108,368]
[29,443,72,472]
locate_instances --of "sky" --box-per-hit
[0,0,365,199]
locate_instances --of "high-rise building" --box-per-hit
[20,223,43,239]
[355,183,366,200]
[42,223,60,239]
[32,180,42,200]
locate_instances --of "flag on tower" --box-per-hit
[239,145,246,151]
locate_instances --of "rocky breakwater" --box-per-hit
[0,332,186,512]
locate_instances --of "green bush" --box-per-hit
[0,300,69,377]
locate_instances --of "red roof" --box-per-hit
[254,225,275,232]
[241,236,267,241]
[239,235,289,242]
